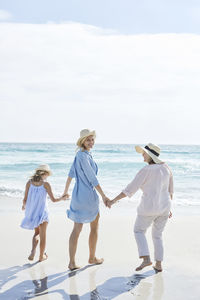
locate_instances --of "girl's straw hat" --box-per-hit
[35,164,52,176]
[135,143,163,164]
[76,129,96,148]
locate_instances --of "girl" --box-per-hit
[108,143,173,272]
[63,129,110,271]
[21,164,67,262]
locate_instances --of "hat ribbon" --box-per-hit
[145,146,159,157]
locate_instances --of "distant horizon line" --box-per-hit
[0,141,200,146]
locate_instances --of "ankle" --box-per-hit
[89,255,95,261]
[143,256,151,263]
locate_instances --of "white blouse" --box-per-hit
[122,163,173,216]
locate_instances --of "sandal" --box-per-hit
[135,261,152,271]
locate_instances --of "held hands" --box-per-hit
[102,196,117,208]
[102,195,111,208]
[62,193,70,200]
[107,199,117,208]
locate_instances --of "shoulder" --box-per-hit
[26,180,31,188]
[77,150,88,160]
[134,165,149,177]
[44,182,51,189]
[163,163,173,175]
[139,165,150,172]
[136,165,154,176]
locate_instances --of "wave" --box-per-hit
[0,186,24,197]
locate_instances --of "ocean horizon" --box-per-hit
[0,143,200,209]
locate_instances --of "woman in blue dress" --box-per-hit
[63,129,110,270]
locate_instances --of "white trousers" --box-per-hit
[134,214,169,261]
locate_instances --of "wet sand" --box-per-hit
[0,207,200,300]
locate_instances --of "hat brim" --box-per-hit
[76,131,96,147]
[135,145,163,164]
[35,168,52,176]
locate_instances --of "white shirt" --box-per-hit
[122,163,173,216]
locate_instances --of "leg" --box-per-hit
[134,215,154,271]
[39,222,48,262]
[28,227,40,260]
[152,215,168,271]
[88,214,104,265]
[68,222,83,270]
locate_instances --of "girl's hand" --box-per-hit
[169,211,172,218]
[22,204,25,210]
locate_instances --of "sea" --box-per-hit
[0,143,200,213]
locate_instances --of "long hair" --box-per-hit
[76,136,93,152]
[30,170,48,182]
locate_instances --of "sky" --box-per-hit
[0,1,200,144]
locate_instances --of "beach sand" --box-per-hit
[0,204,200,300]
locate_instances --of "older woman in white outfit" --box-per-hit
[109,143,173,272]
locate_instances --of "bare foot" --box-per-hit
[39,253,48,262]
[88,257,104,265]
[135,261,152,271]
[68,263,80,271]
[28,251,35,261]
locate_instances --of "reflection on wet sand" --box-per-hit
[133,272,164,300]
[152,273,164,300]
[0,262,38,291]
[68,268,155,299]
[0,263,163,300]
[28,263,49,298]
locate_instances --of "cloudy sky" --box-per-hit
[0,0,200,144]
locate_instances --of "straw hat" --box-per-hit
[35,164,52,176]
[135,143,163,164]
[76,129,96,148]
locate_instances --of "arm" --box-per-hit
[95,184,110,206]
[80,154,110,205]
[165,164,173,199]
[169,181,173,218]
[22,181,30,210]
[62,176,72,198]
[169,177,173,201]
[44,182,67,202]
[167,165,174,218]
[109,168,148,208]
[79,153,99,187]
[108,192,127,207]
[62,161,76,198]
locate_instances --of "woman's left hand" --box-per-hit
[169,211,172,218]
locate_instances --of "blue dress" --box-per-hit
[67,150,99,223]
[21,182,49,230]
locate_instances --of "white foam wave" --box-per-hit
[0,186,24,198]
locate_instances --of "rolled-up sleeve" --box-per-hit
[68,162,75,178]
[166,164,174,194]
[79,154,99,187]
[169,174,174,194]
[122,168,148,198]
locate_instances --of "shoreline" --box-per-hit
[1,194,200,217]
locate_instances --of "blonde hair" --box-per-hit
[31,170,49,182]
[76,136,95,152]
